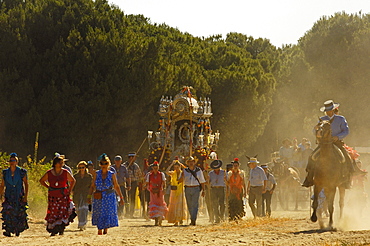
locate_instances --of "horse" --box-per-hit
[311,119,346,230]
[271,158,301,210]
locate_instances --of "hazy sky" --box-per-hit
[110,0,369,47]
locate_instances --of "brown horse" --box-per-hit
[311,120,346,230]
[271,159,301,210]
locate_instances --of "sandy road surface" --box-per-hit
[1,209,370,246]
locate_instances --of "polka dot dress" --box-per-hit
[92,170,119,230]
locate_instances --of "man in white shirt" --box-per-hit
[247,158,267,218]
[183,156,206,226]
[208,160,226,223]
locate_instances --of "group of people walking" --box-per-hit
[2,99,358,237]
[0,152,138,237]
[0,151,279,237]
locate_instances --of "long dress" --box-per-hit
[45,169,76,234]
[73,172,92,229]
[228,170,245,220]
[92,170,118,230]
[1,167,29,235]
[166,171,186,223]
[147,171,168,219]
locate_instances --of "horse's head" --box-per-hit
[271,158,287,178]
[315,119,332,144]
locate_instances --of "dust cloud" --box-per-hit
[337,184,370,231]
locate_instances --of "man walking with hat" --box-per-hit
[111,155,131,219]
[183,156,206,226]
[261,164,276,217]
[124,152,143,218]
[247,157,267,218]
[208,160,226,223]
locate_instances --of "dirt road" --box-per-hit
[1,209,370,246]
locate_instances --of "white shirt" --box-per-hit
[183,167,206,186]
[249,166,267,186]
[209,169,226,187]
[265,173,277,191]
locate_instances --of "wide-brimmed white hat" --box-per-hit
[248,157,260,164]
[320,100,339,112]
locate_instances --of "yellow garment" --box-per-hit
[135,187,141,210]
[166,170,187,223]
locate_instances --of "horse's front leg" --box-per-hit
[316,205,325,229]
[338,186,345,219]
[326,186,336,230]
[295,186,299,211]
[311,185,321,222]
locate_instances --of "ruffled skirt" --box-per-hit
[45,192,76,234]
[148,190,168,219]
[1,196,29,235]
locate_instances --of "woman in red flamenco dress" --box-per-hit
[40,156,76,236]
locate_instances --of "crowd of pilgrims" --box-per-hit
[0,152,277,237]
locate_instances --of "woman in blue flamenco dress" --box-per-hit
[0,153,29,237]
[88,154,124,235]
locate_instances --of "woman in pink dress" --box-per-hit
[146,161,168,226]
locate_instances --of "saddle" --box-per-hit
[311,144,346,164]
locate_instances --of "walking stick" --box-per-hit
[143,182,146,219]
[309,186,312,218]
[136,137,147,157]
[225,185,229,222]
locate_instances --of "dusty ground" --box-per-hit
[1,209,370,246]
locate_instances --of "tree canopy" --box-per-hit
[1,1,369,163]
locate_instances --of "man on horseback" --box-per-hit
[302,100,361,188]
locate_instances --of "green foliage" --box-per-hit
[0,152,10,170]
[0,0,278,161]
[2,1,369,164]
[24,155,52,218]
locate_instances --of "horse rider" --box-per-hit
[302,100,364,188]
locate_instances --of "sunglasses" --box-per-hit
[78,167,86,169]
[100,162,109,165]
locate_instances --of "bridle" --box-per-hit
[316,120,333,145]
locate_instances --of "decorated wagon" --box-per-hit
[147,86,220,171]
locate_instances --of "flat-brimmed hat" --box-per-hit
[260,164,268,169]
[210,160,223,169]
[320,100,340,112]
[54,152,69,161]
[127,152,137,157]
[248,157,260,164]
[77,161,88,167]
